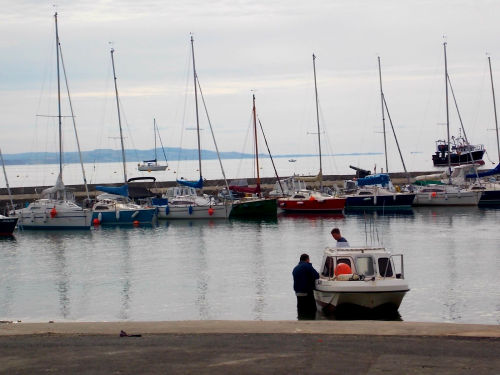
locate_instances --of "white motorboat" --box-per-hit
[155,186,230,219]
[314,247,409,313]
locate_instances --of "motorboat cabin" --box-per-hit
[314,247,409,313]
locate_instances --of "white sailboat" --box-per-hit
[91,48,156,225]
[138,119,168,171]
[413,43,482,206]
[155,36,231,220]
[15,13,92,230]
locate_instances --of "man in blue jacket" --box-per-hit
[292,253,319,319]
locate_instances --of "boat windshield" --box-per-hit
[378,257,393,277]
[355,256,374,277]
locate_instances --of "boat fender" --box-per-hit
[98,212,103,222]
[188,205,193,215]
[116,210,120,220]
[165,206,170,215]
[131,210,139,218]
[208,207,214,216]
[50,207,57,218]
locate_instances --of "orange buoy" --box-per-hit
[93,218,100,226]
[309,195,316,201]
[208,207,214,216]
[334,263,352,276]
[50,207,57,218]
[133,220,140,226]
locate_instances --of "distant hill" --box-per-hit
[1,148,380,165]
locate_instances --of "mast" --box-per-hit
[312,54,323,189]
[444,42,452,183]
[154,118,157,162]
[110,48,127,183]
[488,56,500,163]
[0,148,14,210]
[378,56,389,173]
[55,12,63,176]
[191,35,202,179]
[253,94,261,196]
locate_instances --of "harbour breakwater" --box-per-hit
[0,171,432,210]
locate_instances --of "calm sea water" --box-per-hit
[0,206,499,324]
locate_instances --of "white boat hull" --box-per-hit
[314,279,409,311]
[156,203,231,219]
[138,165,167,171]
[413,191,481,206]
[15,201,92,229]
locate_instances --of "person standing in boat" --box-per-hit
[292,253,319,320]
[331,228,349,247]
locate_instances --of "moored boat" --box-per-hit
[314,247,409,313]
[278,190,346,212]
[0,215,18,236]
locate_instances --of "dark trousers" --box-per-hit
[296,293,317,320]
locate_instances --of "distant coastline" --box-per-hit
[2,148,382,166]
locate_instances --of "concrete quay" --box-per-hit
[1,320,499,374]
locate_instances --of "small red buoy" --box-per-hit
[133,220,140,227]
[50,207,57,218]
[431,192,437,197]
[334,263,352,276]
[208,207,214,216]
[309,195,316,201]
[93,218,100,226]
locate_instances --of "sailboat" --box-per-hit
[91,48,156,225]
[413,43,482,206]
[155,36,231,219]
[278,54,346,213]
[138,119,168,171]
[229,94,277,218]
[15,13,92,230]
[344,56,415,211]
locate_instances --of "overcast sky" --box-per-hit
[1,0,500,172]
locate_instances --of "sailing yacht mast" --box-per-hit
[191,35,202,180]
[154,118,157,162]
[55,13,63,176]
[312,54,323,190]
[444,42,452,183]
[110,48,127,184]
[252,94,261,197]
[488,56,500,163]
[0,148,14,210]
[378,56,389,173]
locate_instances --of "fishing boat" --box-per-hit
[91,48,156,225]
[432,133,485,167]
[154,36,230,220]
[229,94,277,218]
[138,119,168,171]
[277,54,345,213]
[15,13,92,230]
[314,247,409,313]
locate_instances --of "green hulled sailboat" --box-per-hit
[229,95,277,218]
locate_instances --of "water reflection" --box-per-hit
[45,234,71,319]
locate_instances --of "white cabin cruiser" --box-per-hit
[314,247,409,313]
